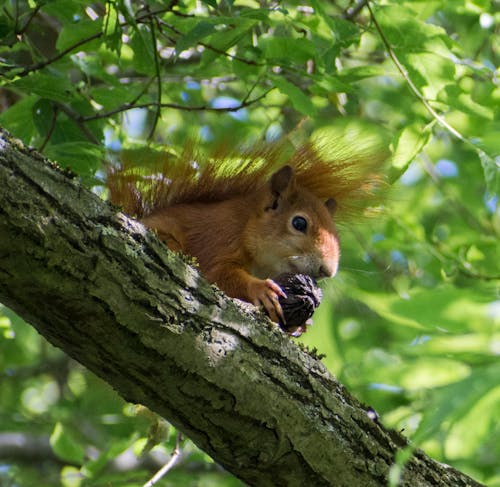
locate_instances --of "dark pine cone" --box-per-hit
[273,273,323,336]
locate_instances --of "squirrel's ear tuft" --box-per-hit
[325,198,337,215]
[270,165,295,196]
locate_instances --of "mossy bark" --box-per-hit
[0,128,483,487]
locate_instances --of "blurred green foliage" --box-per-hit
[0,0,498,485]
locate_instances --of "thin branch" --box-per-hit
[78,88,274,122]
[15,31,102,77]
[54,102,101,145]
[55,77,153,138]
[343,0,368,21]
[10,6,177,78]
[16,2,45,35]
[157,19,264,67]
[147,14,162,141]
[0,432,191,473]
[37,104,59,152]
[241,76,261,104]
[143,433,183,487]
[366,0,466,142]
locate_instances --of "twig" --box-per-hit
[143,433,183,487]
[15,32,103,77]
[38,104,59,152]
[16,2,44,35]
[366,0,465,142]
[147,14,162,140]
[242,76,261,104]
[79,88,274,122]
[54,103,100,145]
[11,6,177,78]
[157,19,264,67]
[343,0,368,21]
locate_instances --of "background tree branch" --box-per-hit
[0,129,484,486]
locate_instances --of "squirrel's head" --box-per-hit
[247,165,340,280]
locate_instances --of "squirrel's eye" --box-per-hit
[292,216,308,233]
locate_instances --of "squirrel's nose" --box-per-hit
[318,263,334,279]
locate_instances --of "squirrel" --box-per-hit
[108,141,385,324]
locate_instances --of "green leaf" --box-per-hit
[176,21,218,53]
[445,387,500,459]
[336,65,388,82]
[12,73,75,103]
[82,435,136,478]
[401,51,455,99]
[201,0,218,8]
[0,315,13,339]
[376,5,452,54]
[478,148,500,197]
[390,124,432,182]
[0,14,14,41]
[45,142,104,178]
[413,363,500,443]
[441,85,494,120]
[56,17,102,52]
[239,8,272,21]
[42,0,89,23]
[129,26,156,75]
[271,76,317,117]
[90,85,142,109]
[310,0,360,48]
[258,36,316,64]
[50,422,86,464]
[103,1,122,53]
[61,466,83,487]
[232,52,262,79]
[32,98,58,138]
[201,18,258,55]
[327,17,360,48]
[405,333,500,360]
[0,95,37,142]
[351,285,494,332]
[312,73,353,95]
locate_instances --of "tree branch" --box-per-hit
[10,6,176,78]
[0,128,484,487]
[78,89,273,122]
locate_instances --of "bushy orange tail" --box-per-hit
[108,138,389,222]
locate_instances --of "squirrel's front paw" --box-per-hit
[248,278,287,324]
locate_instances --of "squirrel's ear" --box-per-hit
[325,198,337,215]
[270,165,295,196]
[266,165,295,211]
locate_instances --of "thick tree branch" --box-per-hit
[0,128,483,487]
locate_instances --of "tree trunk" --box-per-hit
[0,128,483,487]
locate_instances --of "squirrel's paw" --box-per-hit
[248,278,287,324]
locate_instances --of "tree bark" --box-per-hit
[0,128,484,487]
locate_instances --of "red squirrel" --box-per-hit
[109,142,384,323]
